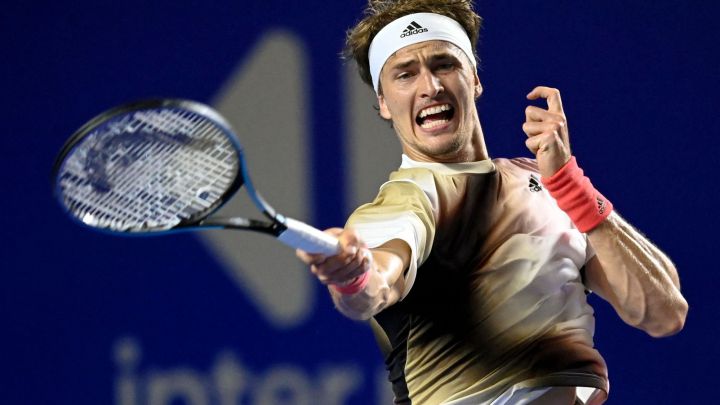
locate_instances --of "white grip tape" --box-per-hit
[277,217,340,255]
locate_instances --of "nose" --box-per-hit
[418,69,444,98]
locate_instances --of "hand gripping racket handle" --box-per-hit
[277,217,340,255]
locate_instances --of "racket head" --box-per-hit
[53,99,247,234]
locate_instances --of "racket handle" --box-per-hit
[277,217,340,255]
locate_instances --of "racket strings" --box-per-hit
[72,121,226,228]
[64,130,179,228]
[59,108,239,231]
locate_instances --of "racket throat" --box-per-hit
[199,217,286,235]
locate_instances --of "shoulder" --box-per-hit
[388,166,436,185]
[349,167,437,217]
[493,157,539,174]
[365,168,438,214]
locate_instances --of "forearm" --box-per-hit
[586,212,688,336]
[330,245,408,321]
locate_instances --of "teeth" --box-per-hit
[420,118,449,129]
[418,104,451,119]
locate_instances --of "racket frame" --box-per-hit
[52,98,286,237]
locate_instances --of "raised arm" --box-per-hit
[296,228,411,320]
[523,86,688,337]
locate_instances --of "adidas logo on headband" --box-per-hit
[400,21,428,38]
[369,13,476,93]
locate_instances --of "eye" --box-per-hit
[436,62,455,72]
[396,71,414,80]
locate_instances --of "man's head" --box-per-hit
[344,0,482,94]
[345,0,486,162]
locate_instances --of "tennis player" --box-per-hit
[297,1,688,403]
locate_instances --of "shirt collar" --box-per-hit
[400,154,496,174]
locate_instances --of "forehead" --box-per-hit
[386,40,466,65]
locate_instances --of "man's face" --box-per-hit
[377,40,482,163]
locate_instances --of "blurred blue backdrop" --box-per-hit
[2,1,718,404]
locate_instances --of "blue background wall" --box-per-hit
[2,1,718,403]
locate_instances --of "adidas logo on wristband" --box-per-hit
[597,197,607,214]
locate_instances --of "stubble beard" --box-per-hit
[415,126,472,162]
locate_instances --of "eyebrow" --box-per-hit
[388,58,417,71]
[387,52,458,71]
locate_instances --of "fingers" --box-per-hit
[524,135,542,155]
[524,87,569,145]
[296,227,372,286]
[524,105,565,124]
[523,86,572,178]
[523,107,568,147]
[527,86,564,114]
[524,132,563,155]
[295,227,343,265]
[313,253,369,285]
[522,115,566,136]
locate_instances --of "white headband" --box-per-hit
[368,12,476,94]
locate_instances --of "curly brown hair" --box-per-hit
[344,0,482,89]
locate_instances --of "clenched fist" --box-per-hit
[296,228,371,287]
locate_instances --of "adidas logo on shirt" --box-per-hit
[528,174,542,192]
[401,21,428,38]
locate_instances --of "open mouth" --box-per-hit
[416,104,455,130]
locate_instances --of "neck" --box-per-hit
[461,121,489,162]
[455,105,489,162]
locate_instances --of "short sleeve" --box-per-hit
[346,170,437,299]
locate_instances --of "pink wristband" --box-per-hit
[541,156,613,233]
[332,271,370,295]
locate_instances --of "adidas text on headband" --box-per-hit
[368,13,476,94]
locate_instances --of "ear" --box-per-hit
[378,94,392,120]
[473,72,483,99]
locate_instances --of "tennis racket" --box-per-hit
[52,98,339,255]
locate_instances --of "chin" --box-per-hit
[420,138,464,159]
